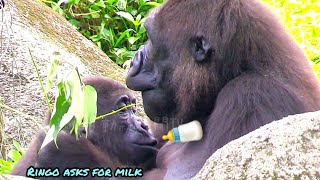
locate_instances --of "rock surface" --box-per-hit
[0,0,129,151]
[193,111,320,180]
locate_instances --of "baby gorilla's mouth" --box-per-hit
[134,138,158,146]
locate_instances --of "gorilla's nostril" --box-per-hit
[149,138,158,146]
[128,51,143,77]
[130,60,133,68]
[140,122,149,131]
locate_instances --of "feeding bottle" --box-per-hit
[162,120,203,143]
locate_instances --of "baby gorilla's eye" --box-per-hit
[118,103,127,112]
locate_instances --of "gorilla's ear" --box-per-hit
[189,35,214,63]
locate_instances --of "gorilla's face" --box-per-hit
[126,41,175,122]
[83,77,158,166]
[126,4,219,123]
[110,93,158,166]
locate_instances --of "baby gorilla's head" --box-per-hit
[83,76,158,168]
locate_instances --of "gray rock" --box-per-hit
[193,111,320,180]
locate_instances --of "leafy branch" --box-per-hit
[40,60,134,149]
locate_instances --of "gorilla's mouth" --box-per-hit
[133,139,158,146]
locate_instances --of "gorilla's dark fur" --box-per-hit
[11,76,158,179]
[126,0,320,179]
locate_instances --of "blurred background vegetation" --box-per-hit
[41,0,319,75]
[42,0,164,66]
[262,0,320,78]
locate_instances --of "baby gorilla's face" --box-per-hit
[122,115,158,166]
[106,93,158,166]
[83,76,158,167]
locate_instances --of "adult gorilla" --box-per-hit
[126,0,320,179]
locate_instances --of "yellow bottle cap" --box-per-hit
[162,130,174,142]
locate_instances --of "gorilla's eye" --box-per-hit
[118,103,128,112]
[116,95,130,112]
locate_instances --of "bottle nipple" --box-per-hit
[162,130,174,142]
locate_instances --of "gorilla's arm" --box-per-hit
[206,74,310,150]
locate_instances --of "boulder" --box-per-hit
[194,111,320,179]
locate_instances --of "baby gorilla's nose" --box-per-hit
[133,118,158,146]
[138,119,150,132]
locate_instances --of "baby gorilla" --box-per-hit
[10,76,158,179]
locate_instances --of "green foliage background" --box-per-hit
[262,0,320,77]
[42,0,164,66]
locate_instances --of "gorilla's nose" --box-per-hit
[133,118,158,146]
[133,118,150,134]
[126,48,157,91]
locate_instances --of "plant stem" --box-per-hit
[73,11,101,16]
[75,67,84,86]
[0,103,47,134]
[96,104,135,121]
[29,48,52,113]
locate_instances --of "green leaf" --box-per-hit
[52,5,65,17]
[115,29,134,47]
[8,149,22,162]
[67,69,84,121]
[0,159,12,166]
[144,2,161,7]
[90,35,102,42]
[91,12,100,19]
[12,140,24,155]
[108,0,117,4]
[136,14,142,22]
[40,126,55,150]
[68,0,80,4]
[46,59,59,93]
[116,11,135,23]
[116,0,127,10]
[58,106,76,135]
[101,28,110,38]
[48,82,72,146]
[50,82,72,127]
[82,85,97,136]
[137,25,146,34]
[93,1,105,8]
[108,29,116,47]
[68,19,80,29]
[104,14,111,19]
[128,37,140,44]
[115,48,128,56]
[64,69,85,138]
[0,159,13,174]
